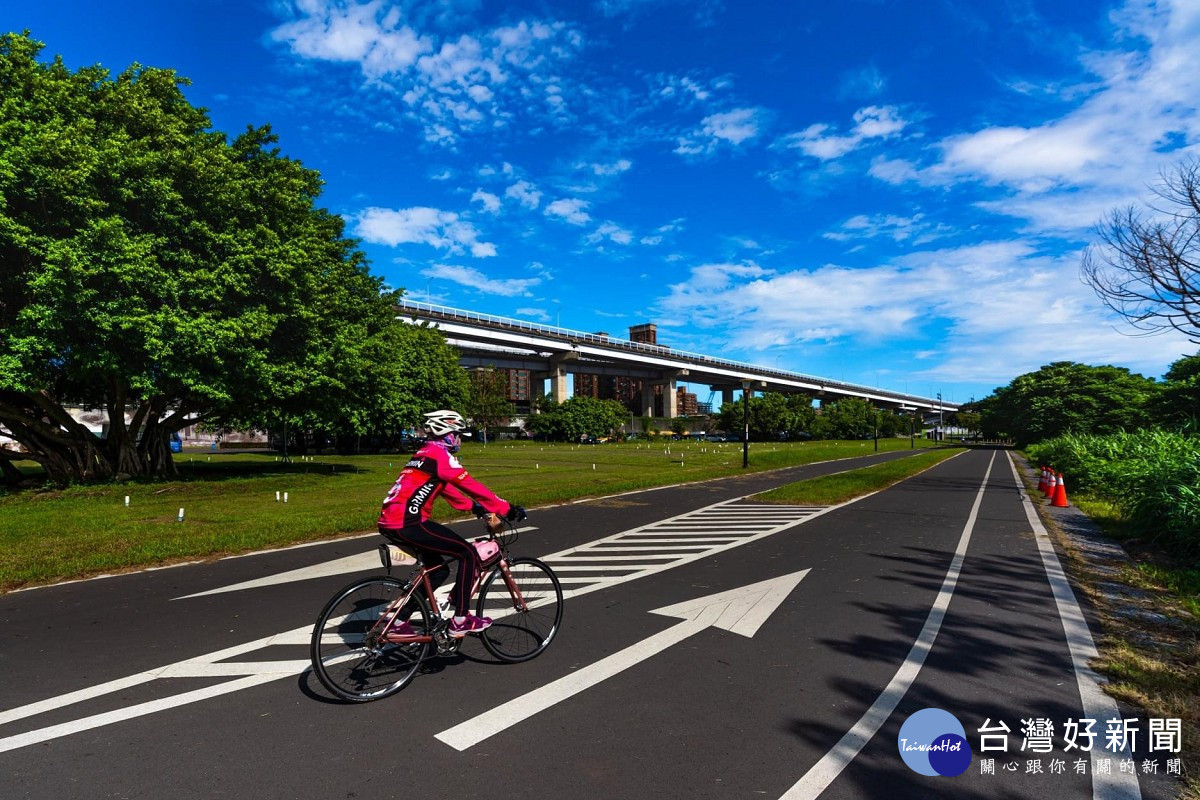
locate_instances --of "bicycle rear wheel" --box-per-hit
[310,576,432,702]
[476,557,563,663]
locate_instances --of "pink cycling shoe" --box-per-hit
[448,615,493,638]
[385,619,417,638]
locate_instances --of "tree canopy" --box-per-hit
[716,392,817,441]
[975,361,1159,446]
[525,396,631,441]
[0,33,463,484]
[461,366,514,444]
[1153,352,1200,429]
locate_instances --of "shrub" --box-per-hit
[1030,431,1200,562]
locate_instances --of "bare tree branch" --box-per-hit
[1082,160,1200,343]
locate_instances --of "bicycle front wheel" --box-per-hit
[476,557,563,663]
[310,576,432,702]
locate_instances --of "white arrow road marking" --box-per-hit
[2,495,852,754]
[434,569,810,752]
[176,527,539,599]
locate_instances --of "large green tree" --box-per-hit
[0,33,460,483]
[461,366,514,444]
[1154,352,1200,428]
[716,392,817,441]
[817,397,877,440]
[525,396,630,441]
[977,361,1159,445]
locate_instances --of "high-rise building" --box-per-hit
[677,387,698,416]
[573,373,605,399]
[628,323,657,345]
[506,369,531,402]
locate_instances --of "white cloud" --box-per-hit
[505,180,542,209]
[422,264,540,296]
[781,105,908,161]
[470,189,501,213]
[868,156,920,184]
[676,107,765,157]
[586,158,633,176]
[654,241,1193,383]
[824,213,952,245]
[352,206,496,257]
[587,222,634,245]
[270,2,582,144]
[271,0,431,78]
[703,108,762,145]
[879,0,1200,231]
[545,197,592,225]
[515,306,551,321]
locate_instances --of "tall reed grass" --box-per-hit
[1029,431,1200,562]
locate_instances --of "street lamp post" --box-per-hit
[742,381,751,469]
[937,392,943,442]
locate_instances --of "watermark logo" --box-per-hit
[898,708,973,777]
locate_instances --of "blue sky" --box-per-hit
[5,0,1199,405]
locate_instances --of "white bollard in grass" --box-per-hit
[275,491,280,502]
[592,464,596,470]
[124,496,130,507]
[283,492,289,503]
[177,508,185,522]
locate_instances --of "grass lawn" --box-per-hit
[0,437,940,592]
[750,447,964,506]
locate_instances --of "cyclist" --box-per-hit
[378,409,526,638]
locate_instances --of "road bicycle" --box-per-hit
[309,514,563,702]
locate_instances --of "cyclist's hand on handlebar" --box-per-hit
[506,504,527,522]
[471,501,487,518]
[484,512,505,535]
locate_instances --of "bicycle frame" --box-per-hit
[373,536,530,646]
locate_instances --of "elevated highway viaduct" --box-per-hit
[396,301,957,419]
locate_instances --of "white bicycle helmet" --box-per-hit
[423,409,468,437]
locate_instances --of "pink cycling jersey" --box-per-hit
[378,442,510,527]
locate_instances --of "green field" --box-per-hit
[0,438,941,592]
[752,447,964,506]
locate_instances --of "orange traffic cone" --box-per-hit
[1051,473,1070,507]
[1044,471,1056,498]
[1037,467,1049,494]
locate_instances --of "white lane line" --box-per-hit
[176,528,540,599]
[547,565,644,571]
[587,545,719,551]
[780,451,995,800]
[1006,454,1141,800]
[618,534,744,540]
[553,555,682,561]
[0,672,160,727]
[0,675,283,755]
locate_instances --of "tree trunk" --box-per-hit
[0,450,26,485]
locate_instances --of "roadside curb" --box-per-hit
[1012,455,1193,633]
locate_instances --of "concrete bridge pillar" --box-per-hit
[663,381,678,418]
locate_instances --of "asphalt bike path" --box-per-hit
[0,447,1177,799]
[0,445,918,715]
